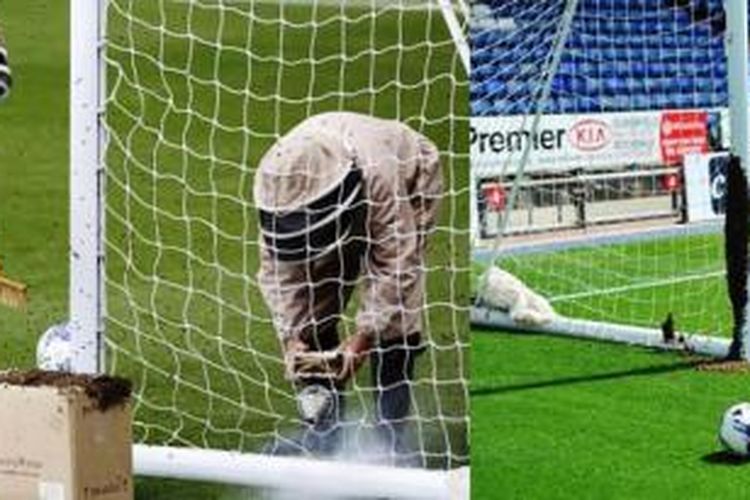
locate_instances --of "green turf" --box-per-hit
[472,226,744,498]
[472,330,750,500]
[0,1,468,498]
[476,231,731,337]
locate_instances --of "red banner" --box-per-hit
[660,111,708,166]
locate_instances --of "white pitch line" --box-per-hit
[550,270,726,303]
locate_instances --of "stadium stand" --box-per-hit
[471,0,728,116]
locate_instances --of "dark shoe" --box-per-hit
[267,427,342,457]
[374,422,423,467]
[262,422,344,457]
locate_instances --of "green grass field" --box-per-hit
[472,233,750,499]
[478,231,731,336]
[0,1,468,498]
[472,332,750,500]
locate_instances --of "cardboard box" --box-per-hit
[0,372,133,500]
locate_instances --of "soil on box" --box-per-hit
[0,370,132,411]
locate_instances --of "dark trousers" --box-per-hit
[370,332,423,455]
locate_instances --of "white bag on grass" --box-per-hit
[478,266,556,327]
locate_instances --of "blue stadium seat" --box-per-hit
[631,94,649,110]
[710,78,726,94]
[693,50,712,67]
[473,64,495,81]
[537,98,554,114]
[484,79,505,99]
[714,61,728,79]
[576,97,598,113]
[556,97,577,113]
[642,78,660,94]
[709,91,729,107]
[472,48,493,67]
[494,98,529,115]
[602,77,625,95]
[598,63,618,78]
[599,47,619,62]
[571,76,588,94]
[674,93,693,109]
[646,62,666,79]
[626,77,646,94]
[695,92,713,109]
[551,76,572,96]
[506,80,530,97]
[629,61,647,78]
[678,77,695,93]
[652,93,671,109]
[584,78,602,94]
[598,95,617,110]
[470,82,484,101]
[471,30,493,49]
[661,62,680,76]
[471,99,492,116]
[659,48,680,63]
[578,62,597,75]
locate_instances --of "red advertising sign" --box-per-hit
[660,111,708,166]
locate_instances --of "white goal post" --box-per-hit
[70,0,106,376]
[70,0,470,497]
[471,0,750,360]
[135,445,468,500]
[725,0,750,358]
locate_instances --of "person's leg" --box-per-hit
[370,332,424,465]
[291,316,346,450]
[264,320,349,457]
[284,242,363,455]
[366,133,437,465]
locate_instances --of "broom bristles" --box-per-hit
[0,274,27,310]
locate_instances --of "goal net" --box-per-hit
[470,0,742,356]
[70,0,469,494]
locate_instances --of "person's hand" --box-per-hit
[284,338,344,381]
[336,332,372,381]
[283,337,310,381]
[283,334,372,382]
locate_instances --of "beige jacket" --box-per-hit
[257,112,442,345]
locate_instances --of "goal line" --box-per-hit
[550,270,725,305]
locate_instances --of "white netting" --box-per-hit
[471,0,733,338]
[102,0,469,469]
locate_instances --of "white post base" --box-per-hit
[471,306,730,358]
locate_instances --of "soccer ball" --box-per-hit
[719,402,750,456]
[36,323,72,372]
